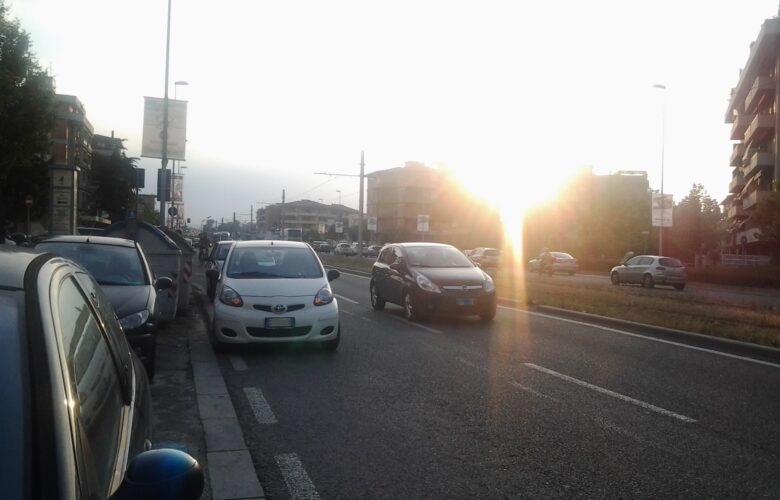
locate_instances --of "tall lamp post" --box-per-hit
[159,0,174,227]
[653,83,667,255]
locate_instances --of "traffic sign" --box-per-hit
[168,206,178,216]
[25,195,33,208]
[127,209,137,222]
[367,216,377,231]
[335,222,343,234]
[417,214,430,232]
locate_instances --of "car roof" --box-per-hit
[38,235,137,248]
[0,247,46,289]
[234,240,309,249]
[397,242,453,248]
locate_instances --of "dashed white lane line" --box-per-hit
[456,357,556,400]
[389,314,443,334]
[276,453,321,500]
[334,293,359,304]
[524,363,697,423]
[498,305,780,370]
[243,387,278,424]
[229,355,247,371]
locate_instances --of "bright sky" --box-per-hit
[8,0,780,226]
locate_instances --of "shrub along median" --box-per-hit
[320,254,780,347]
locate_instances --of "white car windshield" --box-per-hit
[226,247,323,279]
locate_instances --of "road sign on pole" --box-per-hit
[417,214,430,232]
[367,216,377,231]
[335,221,343,234]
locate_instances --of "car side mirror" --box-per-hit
[155,277,174,290]
[205,269,220,282]
[110,449,204,500]
[327,269,340,282]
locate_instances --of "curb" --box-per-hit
[191,290,266,500]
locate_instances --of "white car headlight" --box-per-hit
[219,285,244,307]
[314,286,334,306]
[119,310,150,330]
[483,272,496,293]
[415,273,441,293]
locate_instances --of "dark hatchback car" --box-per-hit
[370,243,497,322]
[0,247,203,500]
[36,236,173,381]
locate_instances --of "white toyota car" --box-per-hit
[208,240,341,350]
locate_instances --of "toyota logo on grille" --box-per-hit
[272,304,287,313]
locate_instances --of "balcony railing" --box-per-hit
[730,113,754,140]
[730,143,745,166]
[744,150,773,179]
[744,114,774,144]
[742,188,769,210]
[729,171,746,193]
[744,75,775,113]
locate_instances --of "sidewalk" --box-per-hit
[151,291,265,500]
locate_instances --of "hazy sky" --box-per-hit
[8,0,779,226]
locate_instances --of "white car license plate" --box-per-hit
[456,298,475,306]
[265,317,295,329]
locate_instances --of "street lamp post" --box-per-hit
[159,0,173,227]
[653,83,667,255]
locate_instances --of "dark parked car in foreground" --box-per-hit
[0,247,203,500]
[36,236,173,381]
[370,243,497,322]
[610,254,687,290]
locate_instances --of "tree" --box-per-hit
[0,2,55,232]
[670,184,723,262]
[90,147,138,222]
[751,189,780,260]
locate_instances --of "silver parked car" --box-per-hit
[610,255,687,290]
[528,251,578,275]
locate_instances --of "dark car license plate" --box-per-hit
[456,298,475,306]
[265,317,295,329]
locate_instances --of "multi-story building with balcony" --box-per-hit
[724,16,780,255]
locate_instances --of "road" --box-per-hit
[192,261,780,499]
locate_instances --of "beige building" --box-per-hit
[262,200,357,236]
[724,16,780,255]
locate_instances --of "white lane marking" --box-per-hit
[275,453,321,500]
[331,269,371,280]
[524,363,697,423]
[243,387,277,424]
[498,305,780,370]
[389,314,443,334]
[508,380,558,401]
[334,293,359,304]
[456,357,556,400]
[229,355,248,371]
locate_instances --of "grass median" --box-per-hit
[320,254,780,348]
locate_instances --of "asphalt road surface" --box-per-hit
[193,261,780,499]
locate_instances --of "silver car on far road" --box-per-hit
[610,255,687,290]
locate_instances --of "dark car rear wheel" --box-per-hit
[611,271,620,285]
[370,280,385,310]
[642,274,655,289]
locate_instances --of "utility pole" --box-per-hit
[159,0,173,227]
[314,150,367,258]
[281,189,286,235]
[250,204,254,234]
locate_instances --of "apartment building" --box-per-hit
[262,200,358,235]
[724,16,780,255]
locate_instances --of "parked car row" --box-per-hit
[0,246,204,499]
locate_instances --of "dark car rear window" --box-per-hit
[37,242,147,286]
[659,258,683,268]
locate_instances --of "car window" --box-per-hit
[226,247,323,279]
[57,277,125,498]
[625,256,641,265]
[378,247,393,265]
[216,243,232,260]
[37,242,147,286]
[552,252,571,259]
[639,257,654,265]
[659,257,683,268]
[404,246,474,268]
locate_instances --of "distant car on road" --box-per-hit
[36,236,174,381]
[468,247,501,269]
[610,255,687,290]
[528,251,579,275]
[206,240,235,301]
[335,242,355,256]
[370,243,496,322]
[207,240,342,350]
[0,247,204,500]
